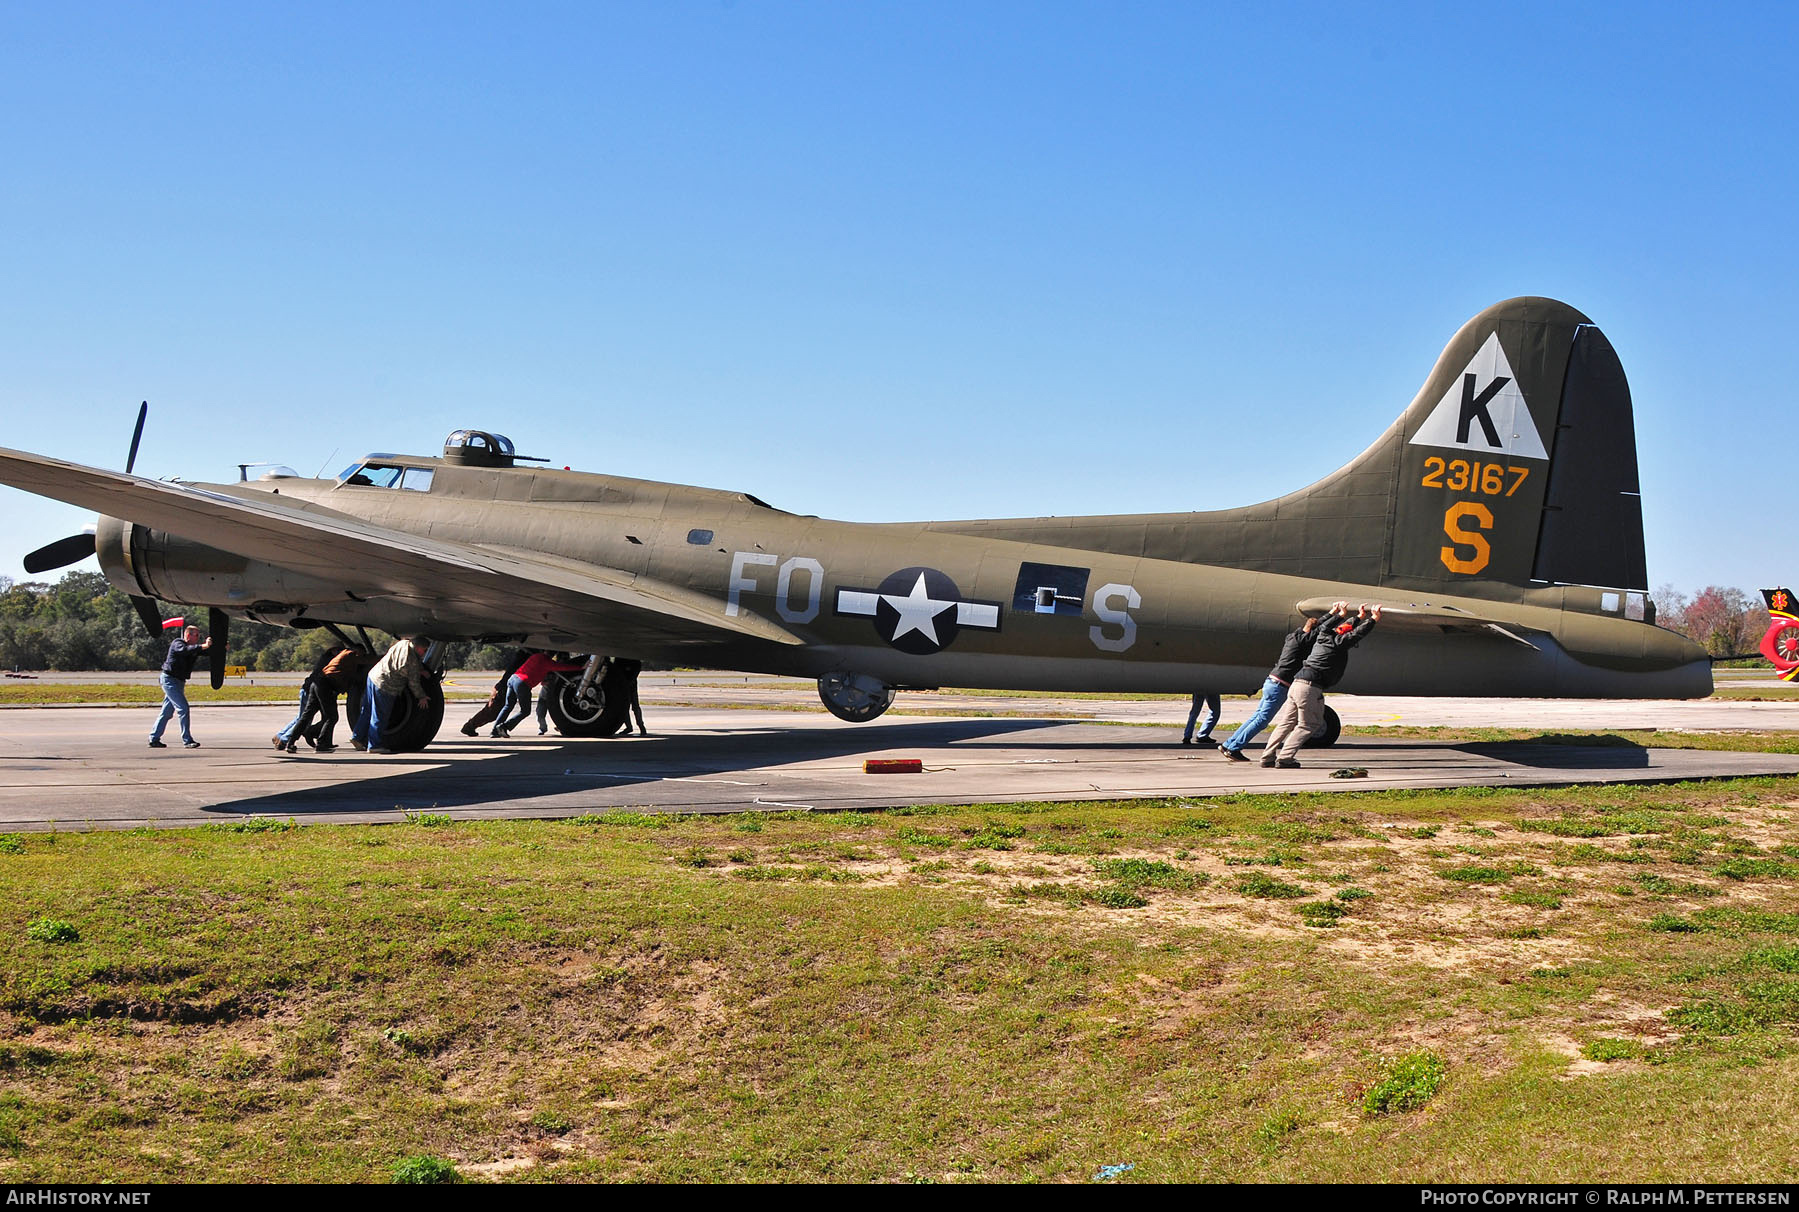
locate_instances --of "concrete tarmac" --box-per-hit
[1,697,1796,830]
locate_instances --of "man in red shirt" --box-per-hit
[492,652,587,738]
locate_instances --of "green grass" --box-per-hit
[1294,900,1348,928]
[1361,1051,1446,1115]
[1438,864,1536,884]
[1235,872,1312,899]
[1503,890,1564,910]
[0,778,1796,1182]
[23,919,77,944]
[391,1155,460,1184]
[1090,858,1205,890]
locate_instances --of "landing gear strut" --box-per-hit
[545,657,638,737]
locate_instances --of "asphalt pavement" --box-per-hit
[0,694,1794,831]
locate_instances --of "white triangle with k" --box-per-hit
[1409,331,1549,460]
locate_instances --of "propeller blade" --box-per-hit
[130,596,165,642]
[125,401,147,475]
[22,532,96,574]
[208,607,229,690]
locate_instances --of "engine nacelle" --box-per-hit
[94,515,342,624]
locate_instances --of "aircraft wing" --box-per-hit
[0,447,801,650]
[1295,596,1541,650]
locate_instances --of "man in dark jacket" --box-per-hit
[317,645,375,751]
[1218,602,1347,762]
[149,623,213,749]
[273,644,371,753]
[1262,603,1381,768]
[273,645,343,753]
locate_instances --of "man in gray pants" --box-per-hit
[1262,604,1381,769]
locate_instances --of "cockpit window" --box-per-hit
[336,462,431,490]
[347,464,404,488]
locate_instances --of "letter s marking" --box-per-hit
[1439,502,1493,575]
[1089,583,1140,653]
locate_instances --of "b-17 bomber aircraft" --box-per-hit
[0,297,1710,752]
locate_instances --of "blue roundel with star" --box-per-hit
[831,566,1002,655]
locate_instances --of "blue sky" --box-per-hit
[0,2,1789,597]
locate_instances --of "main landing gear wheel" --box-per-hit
[546,662,634,738]
[378,668,447,753]
[817,672,895,722]
[1302,704,1342,748]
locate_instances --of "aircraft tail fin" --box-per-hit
[1132,296,1652,602]
[1371,296,1648,599]
[934,296,1654,607]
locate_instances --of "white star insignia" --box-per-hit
[882,572,955,645]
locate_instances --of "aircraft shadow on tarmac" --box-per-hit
[204,721,1664,819]
[1452,733,1650,770]
[205,716,1071,818]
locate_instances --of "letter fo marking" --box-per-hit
[727,551,778,617]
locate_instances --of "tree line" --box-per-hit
[1651,584,1771,660]
[0,569,1778,672]
[0,572,508,672]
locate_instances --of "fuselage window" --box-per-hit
[400,468,435,492]
[687,528,714,545]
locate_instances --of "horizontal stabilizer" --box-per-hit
[1296,597,1540,650]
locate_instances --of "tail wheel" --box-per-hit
[546,665,632,738]
[380,669,447,753]
[1303,704,1342,748]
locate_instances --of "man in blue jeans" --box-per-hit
[1218,602,1346,762]
[1181,692,1221,746]
[149,623,213,749]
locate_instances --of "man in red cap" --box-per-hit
[149,623,212,749]
[1262,604,1382,769]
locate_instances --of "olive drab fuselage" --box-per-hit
[16,297,1715,707]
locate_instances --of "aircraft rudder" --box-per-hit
[1382,297,1647,597]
